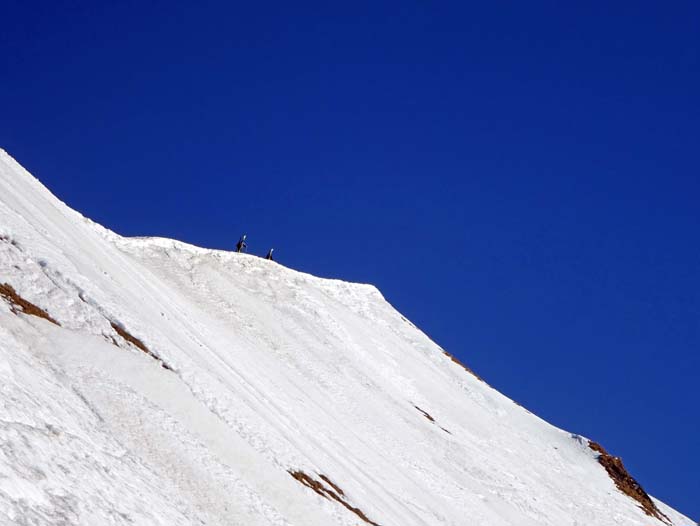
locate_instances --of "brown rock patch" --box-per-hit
[414,405,435,422]
[318,474,345,497]
[588,440,670,524]
[413,405,453,434]
[288,470,380,526]
[110,322,172,371]
[443,350,483,382]
[0,283,60,326]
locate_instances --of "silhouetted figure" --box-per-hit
[265,248,274,261]
[236,234,247,253]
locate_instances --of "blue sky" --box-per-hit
[2,1,698,518]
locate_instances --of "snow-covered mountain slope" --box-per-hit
[0,148,692,526]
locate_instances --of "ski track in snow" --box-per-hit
[0,148,693,526]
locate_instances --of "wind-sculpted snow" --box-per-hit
[0,149,693,526]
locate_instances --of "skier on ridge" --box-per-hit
[265,248,274,261]
[236,234,247,253]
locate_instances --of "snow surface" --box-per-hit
[0,148,693,526]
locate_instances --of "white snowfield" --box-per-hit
[0,149,692,526]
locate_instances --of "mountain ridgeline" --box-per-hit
[0,149,692,526]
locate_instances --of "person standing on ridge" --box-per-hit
[265,248,274,261]
[236,234,247,253]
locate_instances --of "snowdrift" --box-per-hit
[0,149,692,526]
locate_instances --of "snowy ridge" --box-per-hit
[0,149,693,526]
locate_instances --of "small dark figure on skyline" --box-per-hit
[265,248,274,261]
[236,234,247,253]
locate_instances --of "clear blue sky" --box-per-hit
[2,1,698,519]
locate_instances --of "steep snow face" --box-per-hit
[0,149,693,526]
